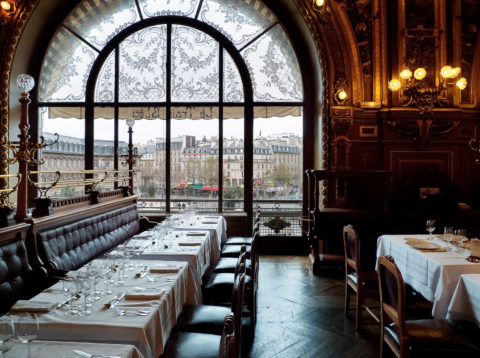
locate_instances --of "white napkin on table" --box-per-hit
[10,300,57,313]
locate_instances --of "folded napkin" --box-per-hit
[10,300,57,313]
[125,290,165,300]
[178,241,202,246]
[202,221,217,225]
[470,239,480,257]
[186,232,206,236]
[150,266,180,273]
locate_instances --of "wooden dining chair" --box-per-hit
[343,225,379,331]
[223,207,260,246]
[377,255,480,358]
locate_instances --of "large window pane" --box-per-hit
[223,110,244,212]
[94,108,117,193]
[253,108,303,209]
[171,108,219,212]
[38,107,86,198]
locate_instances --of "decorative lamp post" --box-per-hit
[125,118,137,195]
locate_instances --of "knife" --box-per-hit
[73,349,122,358]
[110,293,125,309]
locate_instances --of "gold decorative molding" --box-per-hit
[0,0,40,180]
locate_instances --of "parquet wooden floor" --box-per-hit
[247,256,379,358]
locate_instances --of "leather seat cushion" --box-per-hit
[175,305,230,334]
[224,236,252,246]
[204,273,252,305]
[220,244,251,258]
[0,238,32,313]
[384,320,480,355]
[213,257,252,274]
[162,331,221,358]
[37,204,140,272]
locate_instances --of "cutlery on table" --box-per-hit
[104,293,125,309]
[114,308,151,316]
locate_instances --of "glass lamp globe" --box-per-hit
[315,0,325,7]
[126,118,135,128]
[1,1,11,10]
[456,77,467,90]
[440,66,453,79]
[337,90,347,100]
[399,69,412,80]
[16,74,35,93]
[388,79,401,91]
[451,67,461,78]
[413,68,427,80]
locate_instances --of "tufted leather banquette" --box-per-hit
[29,196,155,275]
[0,223,40,313]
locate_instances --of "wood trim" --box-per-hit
[0,222,30,243]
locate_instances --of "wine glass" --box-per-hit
[17,313,39,358]
[444,226,454,251]
[0,315,15,358]
[426,220,436,240]
[87,262,101,301]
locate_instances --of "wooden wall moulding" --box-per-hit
[330,106,353,170]
[460,0,480,104]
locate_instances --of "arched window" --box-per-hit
[37,0,303,215]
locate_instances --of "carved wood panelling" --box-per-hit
[460,0,480,104]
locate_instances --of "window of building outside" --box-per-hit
[37,0,303,219]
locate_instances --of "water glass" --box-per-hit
[62,278,79,315]
[0,315,15,357]
[77,277,92,316]
[444,226,454,251]
[17,313,39,358]
[426,220,435,240]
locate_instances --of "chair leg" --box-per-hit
[345,284,351,317]
[355,292,362,331]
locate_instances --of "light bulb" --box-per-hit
[388,79,401,92]
[456,77,467,90]
[414,68,427,80]
[451,67,461,78]
[337,90,347,100]
[315,0,325,7]
[440,66,452,79]
[1,1,11,10]
[399,69,412,80]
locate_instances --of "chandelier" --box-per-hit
[387,65,467,148]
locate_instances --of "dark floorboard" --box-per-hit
[247,256,379,358]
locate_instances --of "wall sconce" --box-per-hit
[0,0,16,26]
[312,0,329,22]
[335,88,348,105]
[387,65,466,148]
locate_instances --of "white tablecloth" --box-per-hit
[136,231,211,303]
[377,234,480,319]
[175,216,227,262]
[4,340,143,358]
[447,274,480,327]
[14,260,189,358]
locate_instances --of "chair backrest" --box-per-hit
[343,225,360,275]
[230,271,246,358]
[219,312,236,358]
[377,256,407,349]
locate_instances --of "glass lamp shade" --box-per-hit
[413,68,427,80]
[126,118,135,127]
[315,0,325,6]
[388,79,401,91]
[337,90,347,100]
[1,1,11,10]
[16,74,35,93]
[456,77,467,90]
[440,66,453,79]
[399,69,412,80]
[451,67,461,78]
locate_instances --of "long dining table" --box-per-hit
[376,234,480,319]
[7,214,228,358]
[447,273,480,327]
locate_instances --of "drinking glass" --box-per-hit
[87,262,101,300]
[17,313,39,358]
[444,226,454,251]
[0,315,15,358]
[77,277,92,316]
[454,229,467,253]
[426,220,436,240]
[62,278,79,315]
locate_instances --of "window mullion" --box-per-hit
[166,23,172,213]
[218,46,224,212]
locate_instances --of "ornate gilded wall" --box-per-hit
[1,0,480,201]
